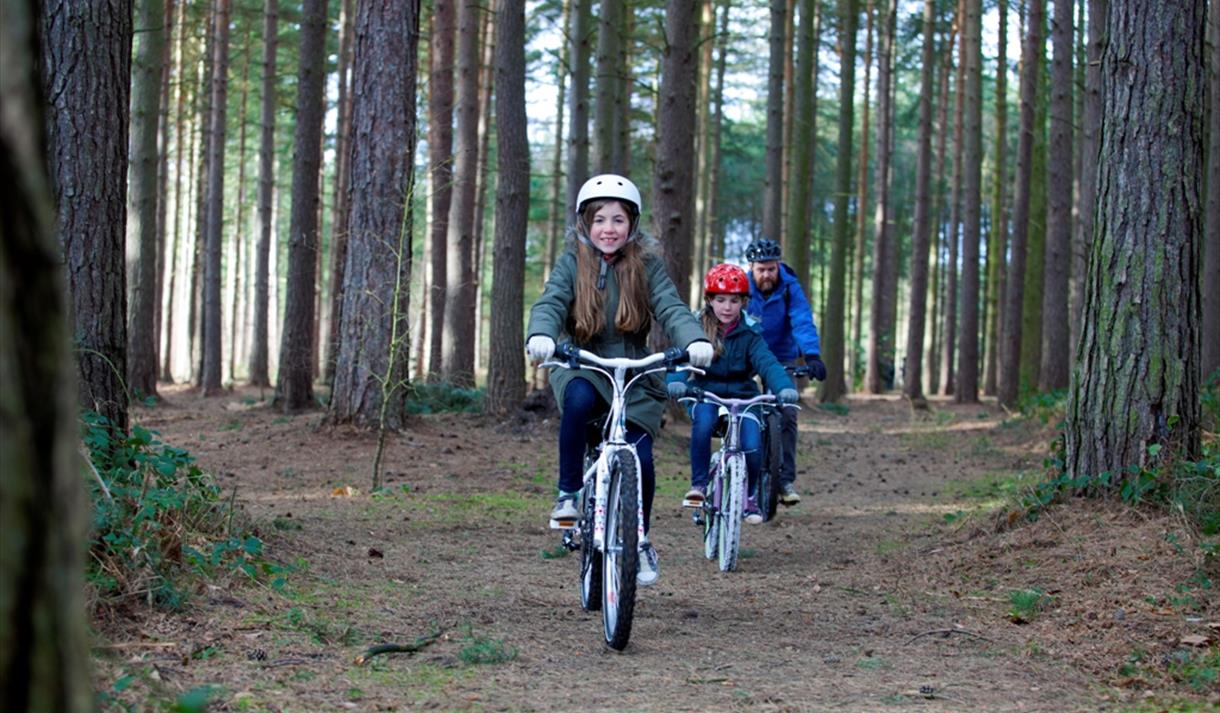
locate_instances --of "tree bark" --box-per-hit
[851,0,873,386]
[593,0,623,172]
[763,0,786,243]
[928,29,954,396]
[1,5,93,708]
[274,0,327,410]
[324,0,356,385]
[486,0,529,415]
[1039,0,1073,391]
[999,0,1044,408]
[544,0,569,283]
[163,0,189,382]
[654,0,699,302]
[866,0,896,394]
[786,0,819,297]
[40,0,132,431]
[708,1,731,262]
[567,0,592,209]
[471,2,497,375]
[427,0,455,379]
[153,0,174,382]
[1020,29,1048,394]
[940,0,964,396]
[441,0,480,386]
[820,0,858,403]
[1202,3,1219,380]
[328,0,422,428]
[903,0,937,402]
[249,0,276,388]
[200,0,230,396]
[984,0,1009,396]
[126,0,167,400]
[955,0,982,402]
[1065,0,1205,482]
[227,41,251,383]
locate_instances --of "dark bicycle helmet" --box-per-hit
[745,238,782,262]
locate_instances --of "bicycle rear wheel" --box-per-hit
[759,410,783,522]
[602,450,639,650]
[718,453,745,572]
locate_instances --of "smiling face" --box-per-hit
[709,293,745,326]
[751,260,780,293]
[587,200,632,255]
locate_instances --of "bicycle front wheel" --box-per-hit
[703,456,720,560]
[718,453,745,572]
[759,410,783,522]
[602,450,639,650]
[579,487,602,611]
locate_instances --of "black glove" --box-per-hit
[806,354,827,382]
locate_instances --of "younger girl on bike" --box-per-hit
[525,174,712,586]
[667,263,797,524]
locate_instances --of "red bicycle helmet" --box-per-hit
[704,263,750,295]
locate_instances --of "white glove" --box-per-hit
[686,341,714,368]
[526,335,555,363]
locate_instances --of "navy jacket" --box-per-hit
[671,313,794,398]
[746,263,822,361]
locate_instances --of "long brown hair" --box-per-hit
[699,295,749,357]
[571,199,651,343]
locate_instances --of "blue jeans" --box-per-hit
[558,377,657,534]
[689,402,762,493]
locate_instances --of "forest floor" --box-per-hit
[92,384,1218,712]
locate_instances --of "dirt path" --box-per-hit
[96,386,1195,711]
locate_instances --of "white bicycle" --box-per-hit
[546,343,700,650]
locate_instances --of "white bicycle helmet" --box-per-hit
[575,174,642,218]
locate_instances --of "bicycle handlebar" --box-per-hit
[681,387,778,410]
[785,364,812,379]
[549,342,697,373]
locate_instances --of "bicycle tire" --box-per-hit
[718,453,744,572]
[703,456,720,560]
[602,450,639,650]
[759,410,783,522]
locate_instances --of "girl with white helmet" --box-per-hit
[526,174,713,587]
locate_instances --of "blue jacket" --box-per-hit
[746,263,822,361]
[671,313,794,398]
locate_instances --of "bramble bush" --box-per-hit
[83,412,286,611]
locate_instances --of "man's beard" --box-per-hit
[756,275,776,293]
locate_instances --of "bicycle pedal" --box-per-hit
[681,497,705,508]
[549,517,578,530]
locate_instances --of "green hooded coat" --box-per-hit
[527,243,705,438]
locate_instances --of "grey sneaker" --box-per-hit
[637,541,659,586]
[548,492,580,529]
[744,497,763,525]
[779,483,801,506]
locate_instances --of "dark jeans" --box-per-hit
[690,402,762,493]
[558,377,656,534]
[778,359,806,486]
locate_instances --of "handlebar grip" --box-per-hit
[664,346,689,370]
[553,342,580,368]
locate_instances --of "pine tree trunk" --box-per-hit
[163,0,189,382]
[427,0,455,379]
[200,0,230,397]
[1,7,94,708]
[928,35,952,396]
[690,0,716,300]
[441,0,480,386]
[567,0,592,209]
[274,0,327,410]
[708,1,731,262]
[763,0,786,243]
[786,0,818,297]
[903,0,937,402]
[1066,0,1205,482]
[40,0,132,431]
[545,0,569,282]
[615,5,633,174]
[486,0,528,415]
[1039,0,1073,391]
[190,4,215,387]
[866,0,896,394]
[999,0,1044,408]
[1202,4,1219,380]
[984,0,1008,396]
[654,0,699,302]
[593,0,622,172]
[471,2,497,375]
[228,42,252,383]
[328,0,422,428]
[126,0,167,400]
[1020,37,1047,394]
[154,0,174,383]
[956,0,982,402]
[940,1,964,396]
[324,0,356,385]
[851,0,873,386]
[249,0,276,388]
[820,0,858,403]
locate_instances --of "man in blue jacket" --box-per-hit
[744,238,827,505]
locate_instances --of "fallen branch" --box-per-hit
[354,628,443,666]
[904,628,995,646]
